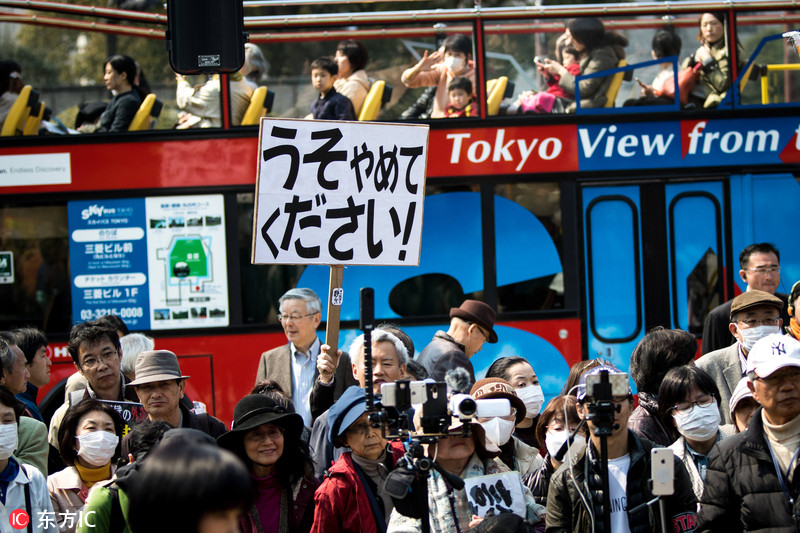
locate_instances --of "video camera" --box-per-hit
[379,379,511,437]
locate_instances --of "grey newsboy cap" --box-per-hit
[128,350,190,386]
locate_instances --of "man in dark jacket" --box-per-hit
[416,299,498,383]
[123,350,226,454]
[701,243,790,354]
[547,365,697,533]
[698,333,800,531]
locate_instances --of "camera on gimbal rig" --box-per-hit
[378,378,512,438]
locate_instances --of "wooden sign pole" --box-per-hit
[325,265,344,357]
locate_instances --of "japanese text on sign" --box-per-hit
[464,472,526,519]
[252,119,428,266]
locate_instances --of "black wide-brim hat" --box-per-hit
[217,394,304,450]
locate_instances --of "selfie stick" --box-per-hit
[360,287,375,411]
[589,370,614,533]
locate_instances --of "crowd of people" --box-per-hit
[0,10,750,134]
[0,244,798,531]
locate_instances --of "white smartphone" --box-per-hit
[651,448,674,496]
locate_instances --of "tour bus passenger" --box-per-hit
[470,378,544,476]
[47,399,122,533]
[0,385,53,531]
[175,71,252,128]
[628,326,698,446]
[657,365,728,502]
[444,76,477,117]
[401,34,476,119]
[127,440,254,533]
[539,17,628,112]
[307,57,355,121]
[523,395,586,505]
[624,26,684,107]
[485,356,545,449]
[77,55,147,133]
[685,12,745,108]
[243,43,269,90]
[334,39,370,116]
[218,394,319,533]
[509,46,580,114]
[0,59,24,125]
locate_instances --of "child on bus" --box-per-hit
[308,57,355,121]
[444,76,478,117]
[508,47,581,115]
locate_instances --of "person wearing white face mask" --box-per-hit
[47,399,122,533]
[522,395,586,505]
[658,366,730,503]
[486,356,546,449]
[470,378,544,476]
[697,289,784,425]
[400,34,476,118]
[0,385,53,532]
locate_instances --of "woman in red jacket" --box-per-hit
[311,386,405,533]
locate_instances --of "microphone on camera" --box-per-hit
[445,367,472,394]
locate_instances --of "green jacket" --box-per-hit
[78,484,130,533]
[559,44,622,112]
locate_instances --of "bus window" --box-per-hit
[236,192,303,324]
[0,205,70,333]
[493,183,564,312]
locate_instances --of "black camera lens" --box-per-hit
[457,397,476,417]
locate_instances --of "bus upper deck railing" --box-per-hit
[2,0,800,131]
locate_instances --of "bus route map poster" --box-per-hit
[252,118,429,266]
[68,194,229,330]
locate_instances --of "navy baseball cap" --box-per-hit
[328,386,367,444]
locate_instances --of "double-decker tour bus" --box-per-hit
[0,0,799,423]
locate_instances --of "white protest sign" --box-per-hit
[252,118,429,265]
[464,471,526,519]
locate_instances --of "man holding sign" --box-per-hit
[256,288,357,427]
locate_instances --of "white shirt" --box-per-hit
[607,453,631,533]
[291,337,320,427]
